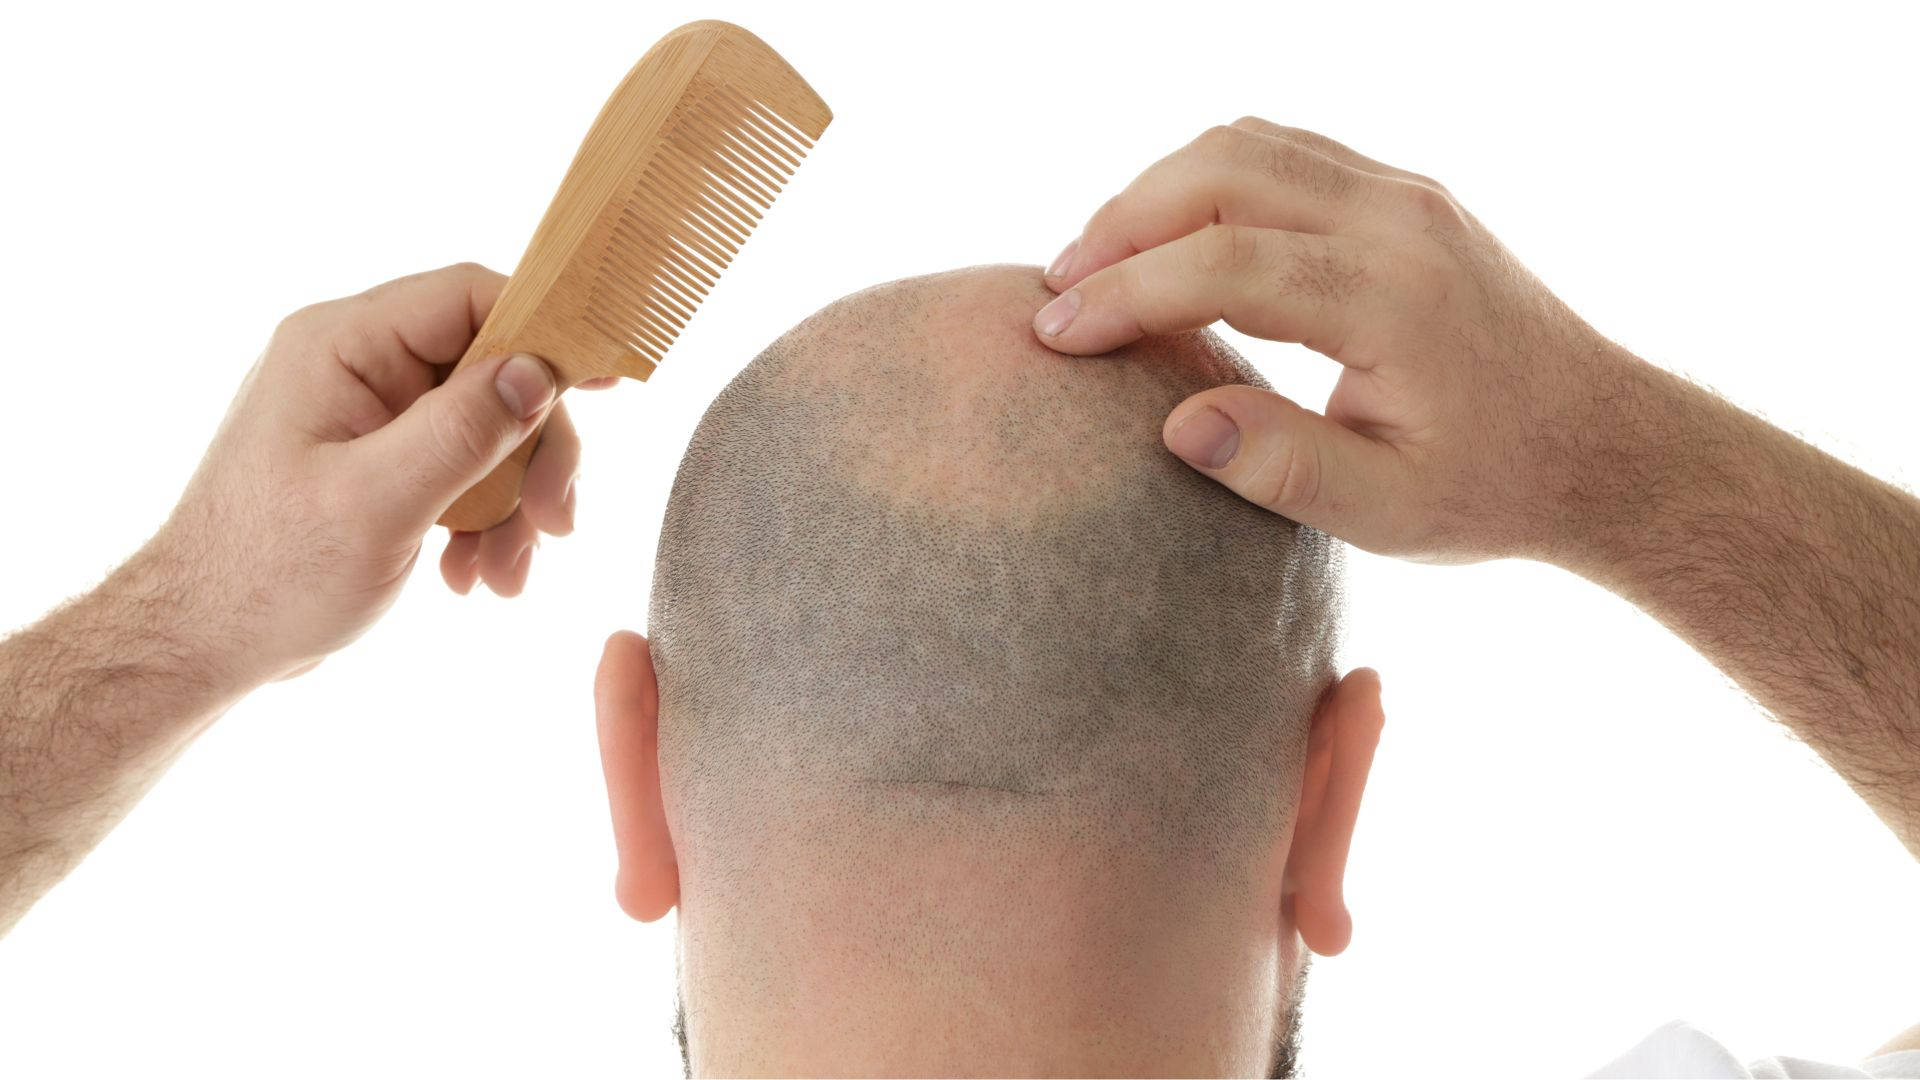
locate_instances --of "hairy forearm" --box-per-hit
[0,543,252,935]
[1557,357,1920,855]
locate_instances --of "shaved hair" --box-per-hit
[647,265,1343,1076]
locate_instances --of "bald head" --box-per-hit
[646,265,1343,1074]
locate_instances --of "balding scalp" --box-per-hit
[648,266,1342,874]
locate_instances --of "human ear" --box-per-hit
[1283,667,1385,957]
[594,630,679,922]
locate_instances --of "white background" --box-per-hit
[1,1,1916,1076]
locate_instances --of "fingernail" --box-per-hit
[1167,406,1241,470]
[1033,289,1081,338]
[495,354,555,420]
[562,477,578,530]
[1045,238,1080,281]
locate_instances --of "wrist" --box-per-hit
[1534,352,1759,584]
[107,535,273,702]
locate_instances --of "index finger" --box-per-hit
[1034,225,1372,359]
[308,262,509,401]
[1047,123,1373,294]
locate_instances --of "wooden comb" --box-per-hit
[437,20,831,531]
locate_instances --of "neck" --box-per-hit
[675,814,1295,1075]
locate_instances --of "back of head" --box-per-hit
[648,265,1342,1074]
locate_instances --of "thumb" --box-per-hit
[348,352,556,532]
[1163,384,1397,542]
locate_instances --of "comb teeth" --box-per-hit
[435,22,830,533]
[583,84,819,370]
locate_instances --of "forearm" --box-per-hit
[1556,358,1920,855]
[0,543,254,935]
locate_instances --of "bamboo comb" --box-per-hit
[437,20,831,531]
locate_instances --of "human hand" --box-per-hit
[149,262,611,685]
[1033,117,1648,563]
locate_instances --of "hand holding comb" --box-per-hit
[437,20,831,531]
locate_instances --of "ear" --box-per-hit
[1283,667,1385,957]
[594,630,679,922]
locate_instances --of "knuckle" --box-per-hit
[1194,123,1253,157]
[438,260,501,290]
[1192,224,1262,277]
[1247,434,1323,517]
[424,397,497,478]
[273,302,329,340]
[1398,180,1464,227]
[1110,256,1156,321]
[1230,114,1274,133]
[1087,192,1127,232]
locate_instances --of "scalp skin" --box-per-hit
[646,264,1343,1076]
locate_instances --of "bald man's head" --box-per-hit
[645,265,1344,1075]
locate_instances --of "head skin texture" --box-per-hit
[593,265,1385,1077]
